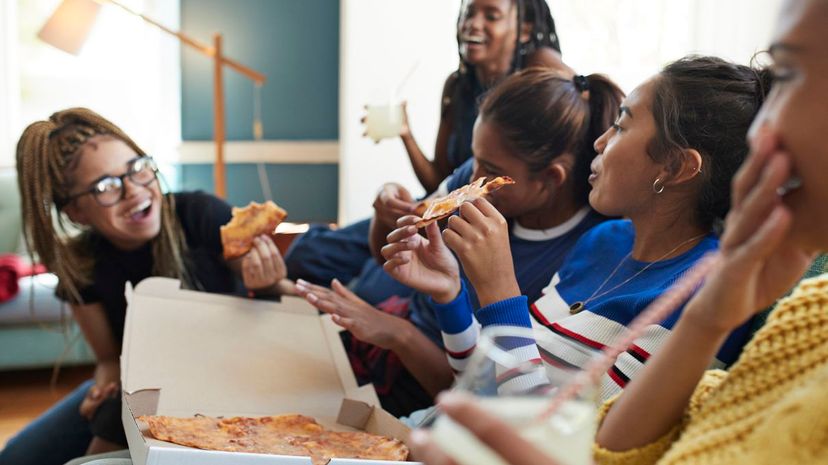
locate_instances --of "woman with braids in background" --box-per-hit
[287,0,572,306]
[0,108,290,465]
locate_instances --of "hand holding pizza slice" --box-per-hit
[414,176,515,228]
[220,200,288,260]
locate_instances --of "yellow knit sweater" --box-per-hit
[594,273,828,465]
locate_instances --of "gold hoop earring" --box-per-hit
[653,178,665,194]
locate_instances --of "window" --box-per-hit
[2,0,181,167]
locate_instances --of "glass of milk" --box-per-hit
[364,102,404,142]
[431,326,599,465]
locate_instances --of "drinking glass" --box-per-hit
[431,325,599,465]
[364,103,404,142]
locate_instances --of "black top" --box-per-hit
[65,191,243,345]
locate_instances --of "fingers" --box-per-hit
[731,204,793,266]
[381,241,416,262]
[295,279,335,299]
[252,236,277,279]
[305,291,342,315]
[408,430,459,465]
[445,215,475,244]
[722,154,790,251]
[457,201,487,226]
[473,197,502,219]
[396,215,421,228]
[732,129,778,209]
[436,392,561,465]
[387,223,419,244]
[424,220,445,249]
[331,278,361,303]
[331,314,356,330]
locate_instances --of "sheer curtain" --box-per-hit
[2,0,181,168]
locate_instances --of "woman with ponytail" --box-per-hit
[1,108,289,465]
[296,68,621,416]
[386,56,771,404]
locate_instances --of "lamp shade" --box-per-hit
[37,0,101,55]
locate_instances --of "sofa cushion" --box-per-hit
[0,274,68,325]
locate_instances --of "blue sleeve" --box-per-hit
[430,280,475,334]
[445,158,475,191]
[476,295,532,328]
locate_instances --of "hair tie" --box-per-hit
[573,75,590,92]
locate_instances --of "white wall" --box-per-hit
[550,0,784,94]
[339,0,461,224]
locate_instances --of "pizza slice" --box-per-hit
[415,176,515,228]
[220,200,288,260]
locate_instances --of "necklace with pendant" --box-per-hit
[568,232,707,315]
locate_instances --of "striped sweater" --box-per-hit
[434,220,754,400]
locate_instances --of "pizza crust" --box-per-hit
[415,176,515,228]
[220,200,288,260]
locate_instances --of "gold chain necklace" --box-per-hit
[568,232,708,315]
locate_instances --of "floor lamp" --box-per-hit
[37,0,267,198]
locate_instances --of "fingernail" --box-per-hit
[306,293,318,303]
[408,429,428,446]
[332,278,341,286]
[296,279,310,287]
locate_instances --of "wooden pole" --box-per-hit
[213,34,226,198]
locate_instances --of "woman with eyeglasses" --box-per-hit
[0,108,290,465]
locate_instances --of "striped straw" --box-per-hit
[536,251,722,421]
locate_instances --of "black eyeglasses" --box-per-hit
[66,156,159,207]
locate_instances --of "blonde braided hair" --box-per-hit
[16,107,192,303]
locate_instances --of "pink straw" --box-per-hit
[536,251,722,421]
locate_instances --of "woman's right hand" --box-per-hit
[382,216,461,303]
[79,360,120,420]
[373,183,416,230]
[681,129,815,334]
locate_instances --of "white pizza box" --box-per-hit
[121,277,419,465]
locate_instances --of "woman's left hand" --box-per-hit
[409,392,562,465]
[442,198,520,307]
[295,278,406,350]
[241,235,287,292]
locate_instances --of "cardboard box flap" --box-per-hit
[122,277,371,419]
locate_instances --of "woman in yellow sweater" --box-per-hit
[407,0,828,464]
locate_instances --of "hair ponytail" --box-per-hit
[572,74,624,203]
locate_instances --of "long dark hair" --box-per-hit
[479,69,624,205]
[649,56,774,231]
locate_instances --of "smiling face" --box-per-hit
[748,0,828,252]
[458,0,519,69]
[590,78,665,218]
[470,118,557,220]
[63,136,162,250]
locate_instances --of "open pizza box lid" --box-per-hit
[121,277,419,465]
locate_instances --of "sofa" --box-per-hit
[0,169,94,370]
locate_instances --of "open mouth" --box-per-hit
[461,34,486,45]
[126,198,153,221]
[777,176,803,196]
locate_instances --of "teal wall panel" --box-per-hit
[178,163,338,222]
[181,0,340,141]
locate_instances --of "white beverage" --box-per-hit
[364,103,403,142]
[431,396,596,465]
